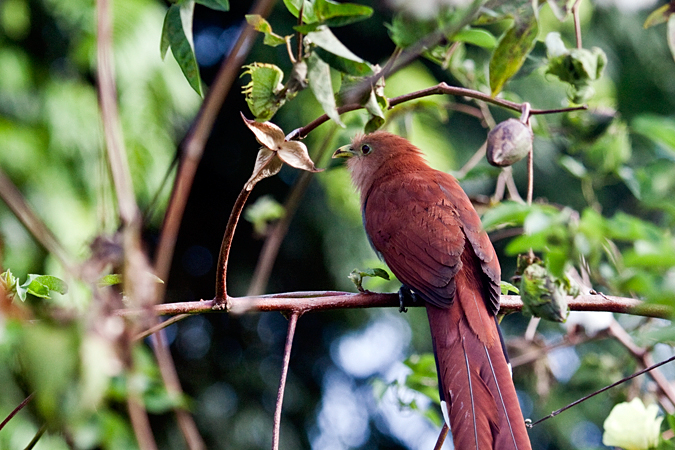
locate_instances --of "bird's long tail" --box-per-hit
[425,256,532,450]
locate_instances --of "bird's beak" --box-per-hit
[332,145,356,159]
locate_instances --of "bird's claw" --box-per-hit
[398,286,419,313]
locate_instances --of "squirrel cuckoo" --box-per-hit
[333,131,531,450]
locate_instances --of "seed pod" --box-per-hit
[486,118,533,167]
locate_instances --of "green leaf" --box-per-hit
[348,267,390,292]
[307,26,374,76]
[544,32,607,103]
[489,15,539,96]
[241,63,285,121]
[632,114,675,154]
[306,52,344,127]
[559,155,588,178]
[243,195,285,235]
[194,0,229,12]
[314,0,373,27]
[481,201,559,232]
[246,14,287,47]
[403,353,439,403]
[500,281,519,295]
[161,3,202,96]
[22,274,68,299]
[283,0,317,23]
[643,2,675,29]
[99,274,123,287]
[364,115,385,134]
[453,27,497,49]
[583,121,631,174]
[0,269,22,301]
[519,263,568,322]
[386,13,437,49]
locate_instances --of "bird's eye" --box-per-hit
[361,144,371,155]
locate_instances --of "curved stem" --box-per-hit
[215,187,252,304]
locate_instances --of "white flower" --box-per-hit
[603,398,663,450]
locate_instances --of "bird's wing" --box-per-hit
[364,170,500,314]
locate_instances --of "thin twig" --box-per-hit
[134,314,190,341]
[433,423,450,450]
[23,423,46,450]
[572,0,583,50]
[0,170,77,274]
[271,311,301,450]
[215,188,252,304]
[0,393,34,431]
[289,83,587,140]
[528,352,675,428]
[116,292,672,320]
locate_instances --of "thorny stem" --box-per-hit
[272,311,301,450]
[215,187,252,304]
[0,393,34,431]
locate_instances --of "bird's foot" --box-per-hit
[398,286,419,313]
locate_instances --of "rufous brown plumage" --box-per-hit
[333,131,532,450]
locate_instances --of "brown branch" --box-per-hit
[119,292,672,319]
[272,311,301,450]
[290,83,587,140]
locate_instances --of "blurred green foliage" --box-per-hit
[2,0,675,449]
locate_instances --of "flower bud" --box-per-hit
[486,118,533,167]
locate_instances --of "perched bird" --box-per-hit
[333,131,532,450]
